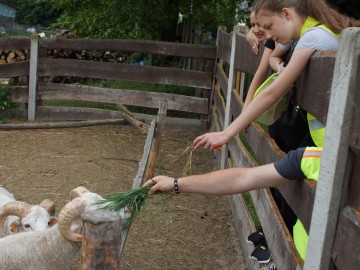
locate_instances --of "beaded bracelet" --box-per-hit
[174,177,180,194]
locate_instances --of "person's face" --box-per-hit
[250,11,266,42]
[257,9,294,44]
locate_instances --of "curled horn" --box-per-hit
[0,201,32,236]
[70,186,89,200]
[57,198,87,242]
[40,199,56,216]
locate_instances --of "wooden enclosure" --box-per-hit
[0,35,216,130]
[0,26,359,270]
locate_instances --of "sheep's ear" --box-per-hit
[49,217,58,226]
[10,222,18,233]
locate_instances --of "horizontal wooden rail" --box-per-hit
[40,38,216,60]
[38,58,213,89]
[0,61,29,77]
[0,38,30,50]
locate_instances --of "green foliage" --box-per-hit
[96,185,169,227]
[40,0,178,39]
[7,0,62,26]
[0,85,18,110]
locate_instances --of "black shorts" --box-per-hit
[274,148,306,180]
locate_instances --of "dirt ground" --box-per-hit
[0,124,247,270]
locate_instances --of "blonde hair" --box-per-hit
[254,0,360,34]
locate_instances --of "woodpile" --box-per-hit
[47,29,127,63]
[0,49,29,64]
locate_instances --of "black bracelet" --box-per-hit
[174,177,180,194]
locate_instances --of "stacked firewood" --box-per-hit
[0,49,29,64]
[47,30,127,63]
[47,47,127,63]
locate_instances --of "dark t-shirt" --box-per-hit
[264,39,275,50]
[274,147,306,180]
[263,39,296,67]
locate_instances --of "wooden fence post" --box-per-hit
[304,27,360,270]
[81,209,124,270]
[28,34,39,121]
[220,26,241,169]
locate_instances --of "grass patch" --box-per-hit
[242,191,261,228]
[87,79,196,96]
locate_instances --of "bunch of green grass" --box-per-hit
[96,145,194,227]
[96,185,168,227]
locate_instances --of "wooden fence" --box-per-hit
[0,27,359,269]
[0,35,216,131]
[212,25,360,269]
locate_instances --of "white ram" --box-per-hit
[0,187,56,236]
[0,196,86,270]
[0,186,127,270]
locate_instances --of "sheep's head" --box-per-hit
[0,199,56,236]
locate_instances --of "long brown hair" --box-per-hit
[254,0,360,34]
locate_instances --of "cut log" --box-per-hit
[116,103,149,133]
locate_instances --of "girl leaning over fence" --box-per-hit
[193,0,360,151]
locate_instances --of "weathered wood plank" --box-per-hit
[251,187,303,270]
[120,119,156,254]
[227,193,258,270]
[295,51,336,124]
[304,28,360,270]
[36,83,208,114]
[221,26,242,169]
[0,38,30,50]
[81,210,123,269]
[2,107,205,131]
[349,68,360,153]
[213,87,225,128]
[348,156,360,211]
[331,206,360,270]
[28,35,39,120]
[277,180,317,234]
[0,119,125,129]
[134,112,205,132]
[233,34,263,76]
[0,61,29,77]
[217,28,232,63]
[36,106,123,120]
[39,39,216,59]
[38,58,213,89]
[214,62,228,97]
[143,101,167,180]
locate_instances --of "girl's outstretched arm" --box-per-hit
[193,48,315,151]
[145,164,288,195]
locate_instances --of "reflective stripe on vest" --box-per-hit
[307,112,326,147]
[295,147,323,260]
[301,17,339,147]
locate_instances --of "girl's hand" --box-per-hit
[193,131,229,151]
[246,29,259,55]
[145,176,174,195]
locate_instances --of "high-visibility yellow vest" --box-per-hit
[294,147,323,260]
[300,17,340,147]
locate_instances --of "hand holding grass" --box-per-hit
[145,176,175,195]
